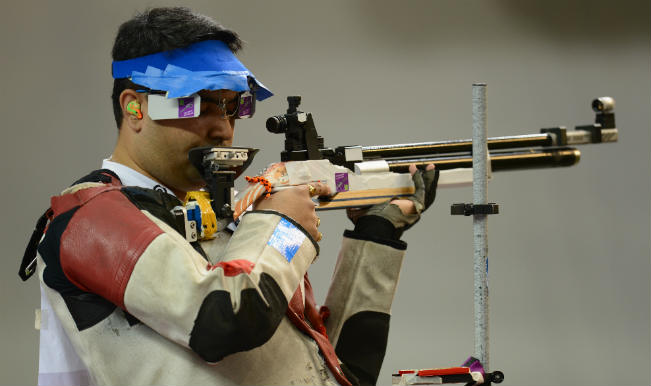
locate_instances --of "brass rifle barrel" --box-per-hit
[386,147,581,173]
[362,134,552,158]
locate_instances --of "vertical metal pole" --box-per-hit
[472,83,489,370]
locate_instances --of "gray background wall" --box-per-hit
[1,1,649,385]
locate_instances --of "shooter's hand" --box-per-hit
[347,164,439,234]
[254,182,331,241]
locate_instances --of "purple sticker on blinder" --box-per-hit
[178,97,195,118]
[335,173,350,192]
[238,94,253,118]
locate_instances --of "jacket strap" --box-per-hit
[286,274,352,386]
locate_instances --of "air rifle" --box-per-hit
[183,96,617,240]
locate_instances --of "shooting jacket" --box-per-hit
[35,168,407,386]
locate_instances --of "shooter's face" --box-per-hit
[136,89,239,193]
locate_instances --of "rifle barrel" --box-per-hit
[362,134,552,158]
[386,147,581,173]
[360,126,617,159]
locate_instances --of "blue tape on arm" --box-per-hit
[267,218,306,263]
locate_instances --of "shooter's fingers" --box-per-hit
[409,163,435,175]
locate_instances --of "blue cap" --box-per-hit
[112,40,272,100]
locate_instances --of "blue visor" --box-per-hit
[112,40,272,100]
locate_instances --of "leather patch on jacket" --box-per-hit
[57,189,163,309]
[189,273,287,362]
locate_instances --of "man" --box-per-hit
[23,7,439,386]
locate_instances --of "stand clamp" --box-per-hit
[450,203,500,216]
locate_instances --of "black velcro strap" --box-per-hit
[344,215,408,250]
[71,168,121,185]
[19,208,52,281]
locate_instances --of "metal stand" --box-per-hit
[471,83,490,370]
[450,84,503,384]
[394,84,505,385]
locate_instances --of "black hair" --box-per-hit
[111,7,243,128]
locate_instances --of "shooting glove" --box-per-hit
[349,166,440,239]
